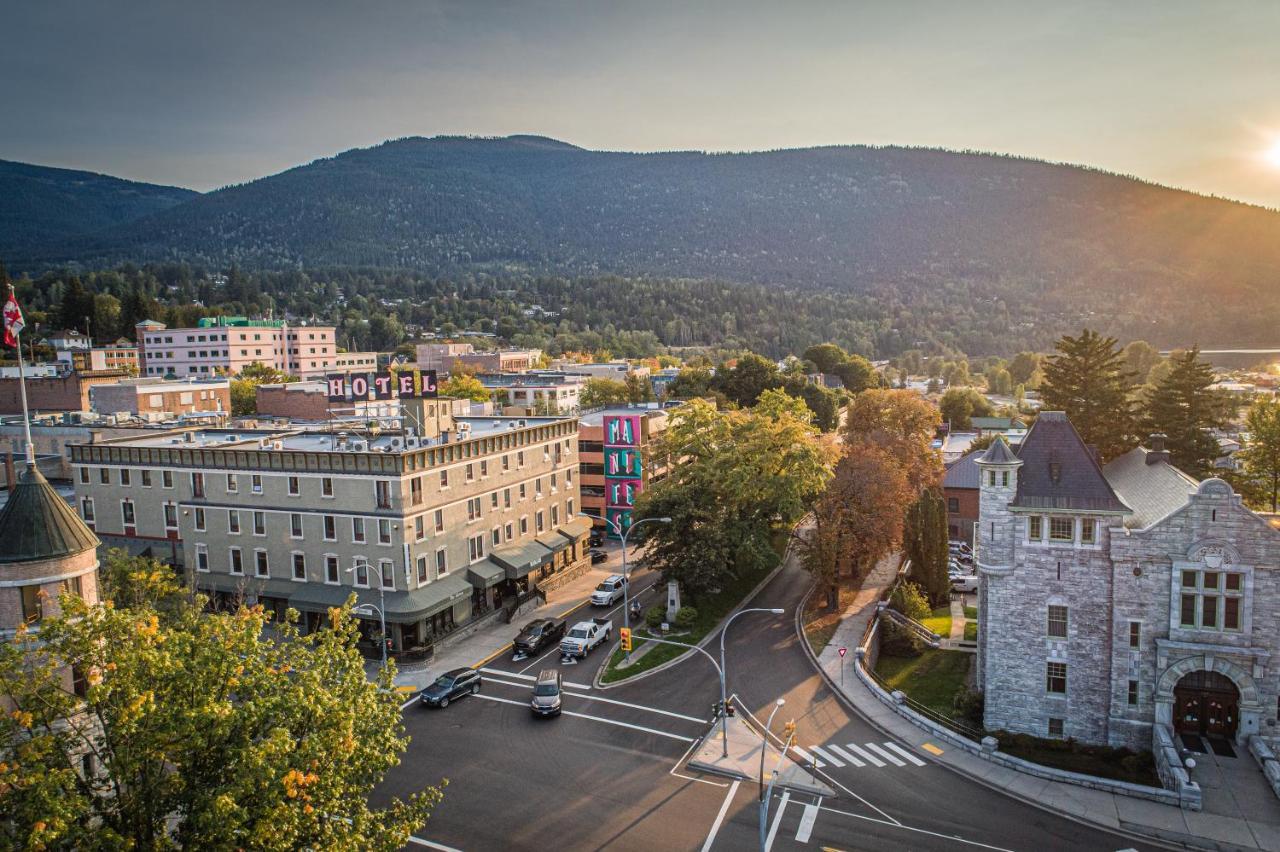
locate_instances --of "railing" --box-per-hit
[861,655,986,741]
[502,586,546,624]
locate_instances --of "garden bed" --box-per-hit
[996,732,1160,788]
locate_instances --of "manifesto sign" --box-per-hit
[326,370,438,402]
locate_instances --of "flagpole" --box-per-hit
[6,284,34,466]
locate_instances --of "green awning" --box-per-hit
[466,558,506,589]
[491,540,554,579]
[535,531,570,552]
[557,515,594,543]
[194,573,297,599]
[286,573,472,622]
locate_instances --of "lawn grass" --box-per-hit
[920,606,952,638]
[874,649,971,717]
[963,621,977,642]
[601,529,790,683]
[963,606,978,620]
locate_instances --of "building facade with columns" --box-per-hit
[976,413,1279,750]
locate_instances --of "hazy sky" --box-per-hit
[4,1,1280,206]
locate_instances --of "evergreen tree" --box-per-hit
[1141,347,1233,477]
[1239,398,1280,512]
[904,489,950,607]
[1039,329,1136,462]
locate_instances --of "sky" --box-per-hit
[3,1,1280,207]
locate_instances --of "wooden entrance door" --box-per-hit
[1173,670,1240,738]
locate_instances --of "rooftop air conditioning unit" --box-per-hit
[224,435,237,442]
[350,439,368,452]
[184,432,195,443]
[389,437,403,450]
[405,436,421,449]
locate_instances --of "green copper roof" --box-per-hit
[0,464,100,564]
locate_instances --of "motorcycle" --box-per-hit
[629,600,643,622]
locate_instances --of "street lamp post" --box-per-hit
[719,607,785,757]
[759,698,786,852]
[580,512,671,660]
[348,558,388,670]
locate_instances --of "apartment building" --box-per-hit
[481,372,586,414]
[416,343,542,375]
[135,317,379,379]
[90,377,231,417]
[56,340,140,373]
[69,414,590,653]
[578,405,670,537]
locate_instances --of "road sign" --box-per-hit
[837,647,848,658]
[619,627,632,652]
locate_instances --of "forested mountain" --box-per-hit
[6,135,1280,352]
[0,160,197,259]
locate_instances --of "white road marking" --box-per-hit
[670,737,729,787]
[789,746,825,768]
[479,667,593,690]
[795,801,819,843]
[471,693,695,742]
[400,696,418,711]
[405,837,463,851]
[700,779,741,852]
[866,742,906,767]
[808,745,845,768]
[884,741,928,766]
[481,676,704,723]
[818,804,1016,851]
[826,744,864,767]
[845,743,886,767]
[764,791,789,852]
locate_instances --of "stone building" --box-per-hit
[977,412,1280,750]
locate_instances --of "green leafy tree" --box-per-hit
[664,367,714,400]
[939,387,993,431]
[439,374,492,403]
[802,343,848,375]
[1040,329,1137,462]
[580,377,630,408]
[0,553,439,850]
[1141,347,1235,477]
[904,489,950,607]
[623,372,653,403]
[712,353,783,407]
[1007,352,1041,386]
[1238,398,1280,511]
[833,355,876,394]
[783,379,840,432]
[1122,340,1163,387]
[889,581,931,622]
[230,362,295,416]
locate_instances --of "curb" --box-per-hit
[593,531,800,690]
[794,578,1196,852]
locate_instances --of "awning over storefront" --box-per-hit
[535,531,570,553]
[491,540,554,579]
[466,558,506,589]
[286,573,472,622]
[556,515,594,545]
[194,573,297,600]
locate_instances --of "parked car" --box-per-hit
[560,618,613,659]
[513,618,567,656]
[590,550,609,565]
[530,669,563,717]
[589,534,605,548]
[591,574,627,605]
[419,668,482,708]
[951,575,979,594]
[949,541,972,555]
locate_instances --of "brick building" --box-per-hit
[943,451,980,544]
[0,369,131,415]
[90,377,231,417]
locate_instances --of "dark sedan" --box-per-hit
[590,550,609,565]
[418,668,482,708]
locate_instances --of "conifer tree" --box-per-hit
[1239,398,1280,512]
[904,489,950,607]
[1142,347,1234,477]
[1039,329,1136,461]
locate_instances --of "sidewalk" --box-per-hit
[811,553,1280,852]
[687,714,833,797]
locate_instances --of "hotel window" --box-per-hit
[567,498,574,517]
[536,510,545,533]
[292,553,307,581]
[551,505,559,527]
[466,463,475,482]
[322,477,334,498]
[436,548,449,577]
[1046,662,1067,694]
[1127,680,1139,706]
[251,474,262,494]
[1000,470,1009,487]
[566,469,573,486]
[1128,621,1141,649]
[1047,718,1065,738]
[191,472,204,497]
[520,516,528,535]
[375,481,391,509]
[1046,605,1068,638]
[253,511,266,536]
[491,491,499,509]
[467,497,481,522]
[120,468,131,486]
[1179,569,1244,631]
[157,501,171,528]
[518,451,525,468]
[502,454,510,472]
[255,550,270,578]
[1080,519,1096,544]
[947,497,959,513]
[410,477,422,505]
[468,534,485,563]
[228,509,240,534]
[79,467,89,484]
[504,488,512,508]
[195,544,209,572]
[163,470,173,488]
[325,555,340,584]
[519,483,527,500]
[353,558,369,587]
[505,522,514,541]
[417,555,429,584]
[100,467,110,485]
[536,478,544,497]
[323,515,336,540]
[414,515,425,541]
[492,527,501,546]
[379,560,395,590]
[481,460,488,478]
[352,517,366,543]
[1028,516,1043,541]
[288,476,300,496]
[440,469,449,488]
[1049,517,1074,542]
[80,496,96,523]
[141,469,152,487]
[229,547,243,575]
[378,519,392,545]
[290,513,303,538]
[194,508,206,532]
[434,509,444,533]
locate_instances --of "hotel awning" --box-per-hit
[286,573,472,622]
[491,540,554,579]
[535,531,569,552]
[556,515,594,545]
[466,558,506,589]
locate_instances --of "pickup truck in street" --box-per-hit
[559,618,613,659]
[513,618,567,657]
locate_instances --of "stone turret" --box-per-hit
[975,436,1022,574]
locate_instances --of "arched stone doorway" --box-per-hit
[1155,655,1264,745]
[1173,670,1239,739]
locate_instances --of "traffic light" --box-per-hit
[619,627,632,652]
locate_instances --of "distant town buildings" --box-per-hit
[55,340,139,373]
[136,317,377,379]
[415,342,542,375]
[89,377,230,418]
[480,372,586,414]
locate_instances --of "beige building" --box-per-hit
[69,413,590,654]
[90,377,231,418]
[416,342,542,375]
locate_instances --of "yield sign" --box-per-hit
[837,647,848,658]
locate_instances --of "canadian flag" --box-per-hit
[3,290,24,348]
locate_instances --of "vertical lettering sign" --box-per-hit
[325,370,438,402]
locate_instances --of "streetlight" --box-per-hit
[719,607,785,757]
[759,698,787,852]
[348,558,388,670]
[580,512,671,659]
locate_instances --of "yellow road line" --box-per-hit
[395,685,417,694]
[472,643,514,669]
[921,742,944,756]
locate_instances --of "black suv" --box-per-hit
[530,669,563,717]
[513,618,567,656]
[418,668,482,708]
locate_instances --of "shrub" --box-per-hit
[952,687,985,729]
[888,581,930,622]
[674,606,698,629]
[878,618,924,658]
[644,605,665,629]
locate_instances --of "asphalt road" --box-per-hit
[374,557,1164,851]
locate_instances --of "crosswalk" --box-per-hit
[791,740,927,770]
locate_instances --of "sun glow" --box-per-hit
[1266,138,1280,169]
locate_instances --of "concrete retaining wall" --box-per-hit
[1152,724,1204,810]
[1249,735,1280,801]
[855,613,1199,810]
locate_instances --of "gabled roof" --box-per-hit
[978,436,1020,465]
[1103,447,1198,529]
[0,464,100,564]
[971,416,1026,431]
[943,451,981,490]
[1009,412,1130,514]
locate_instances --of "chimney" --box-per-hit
[4,451,14,490]
[1146,433,1170,465]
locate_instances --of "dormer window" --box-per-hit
[1048,462,1062,483]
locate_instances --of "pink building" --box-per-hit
[135,318,370,379]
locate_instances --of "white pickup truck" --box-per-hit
[559,618,613,659]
